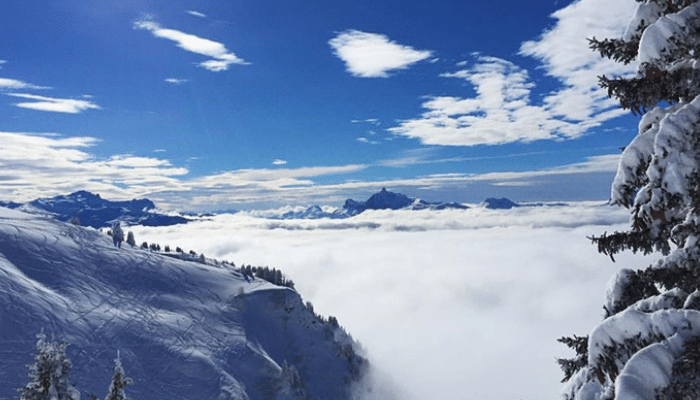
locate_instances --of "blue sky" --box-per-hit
[0,0,641,210]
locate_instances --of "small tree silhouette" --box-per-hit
[104,352,132,400]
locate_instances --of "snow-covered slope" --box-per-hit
[0,207,365,399]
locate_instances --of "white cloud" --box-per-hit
[519,0,637,120]
[7,93,100,113]
[388,0,638,147]
[351,118,381,126]
[130,204,652,399]
[0,131,187,202]
[471,154,620,182]
[165,78,188,84]
[272,159,287,166]
[0,78,50,90]
[0,132,369,210]
[186,10,207,18]
[329,30,432,78]
[134,19,248,71]
[0,60,6,69]
[389,55,617,146]
[357,137,379,145]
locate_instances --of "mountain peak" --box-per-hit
[69,190,101,199]
[342,189,466,216]
[482,197,519,209]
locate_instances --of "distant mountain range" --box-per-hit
[273,188,469,220]
[0,190,189,228]
[0,190,545,226]
[269,191,561,220]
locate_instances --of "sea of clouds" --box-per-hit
[132,202,659,399]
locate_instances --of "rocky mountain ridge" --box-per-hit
[0,190,189,228]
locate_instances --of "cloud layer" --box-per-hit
[389,0,638,146]
[134,19,247,72]
[329,30,432,78]
[130,204,653,400]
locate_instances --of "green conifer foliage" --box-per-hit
[559,1,700,399]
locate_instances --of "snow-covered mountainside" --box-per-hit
[0,207,365,399]
[0,191,189,228]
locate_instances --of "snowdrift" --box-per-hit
[0,207,364,399]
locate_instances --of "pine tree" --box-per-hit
[111,222,124,248]
[18,334,77,400]
[559,1,700,400]
[125,231,135,247]
[104,352,132,400]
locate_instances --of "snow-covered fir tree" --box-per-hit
[104,352,132,400]
[559,1,700,399]
[111,222,124,248]
[125,231,135,247]
[18,334,78,400]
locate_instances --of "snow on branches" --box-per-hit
[560,1,700,399]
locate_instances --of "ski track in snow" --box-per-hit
[0,207,364,400]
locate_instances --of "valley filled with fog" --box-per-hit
[132,202,658,399]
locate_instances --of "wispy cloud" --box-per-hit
[0,60,6,69]
[351,118,381,126]
[0,131,187,202]
[0,131,367,209]
[378,148,439,167]
[186,10,207,18]
[0,78,50,90]
[7,93,100,113]
[272,159,287,166]
[134,19,248,72]
[470,154,620,182]
[357,137,379,145]
[167,154,619,210]
[388,0,637,147]
[165,78,188,84]
[329,30,432,78]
